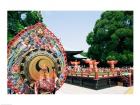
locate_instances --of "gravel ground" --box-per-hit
[56,83,131,94]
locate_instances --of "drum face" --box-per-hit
[7,22,67,94]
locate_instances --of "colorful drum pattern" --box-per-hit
[7,22,68,94]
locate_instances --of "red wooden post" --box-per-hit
[93,61,99,80]
[107,60,118,76]
[70,60,80,73]
[129,74,132,86]
[128,70,132,86]
[85,59,96,72]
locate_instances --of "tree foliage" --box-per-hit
[86,11,133,66]
[8,11,43,42]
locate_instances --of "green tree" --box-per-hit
[86,11,133,66]
[8,11,43,42]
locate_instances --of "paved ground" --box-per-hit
[124,87,133,94]
[56,83,133,94]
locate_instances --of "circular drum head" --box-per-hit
[28,55,55,81]
[7,22,67,94]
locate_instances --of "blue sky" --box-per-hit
[41,11,103,52]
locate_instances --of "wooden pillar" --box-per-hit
[107,60,118,76]
[85,59,96,72]
[93,61,100,80]
[70,60,80,73]
[128,70,132,86]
